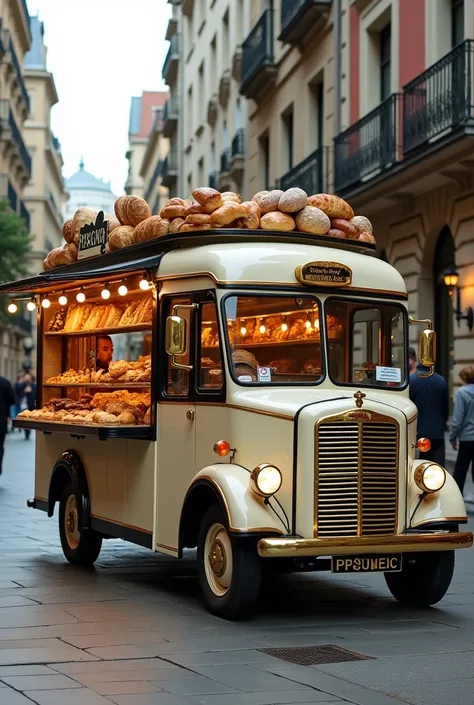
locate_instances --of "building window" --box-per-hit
[198,157,204,185]
[309,78,324,151]
[210,141,216,173]
[222,9,229,68]
[198,62,204,126]
[187,85,194,144]
[380,23,391,102]
[259,132,270,190]
[235,98,242,131]
[281,105,294,171]
[451,0,464,47]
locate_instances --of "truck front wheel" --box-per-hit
[59,482,102,566]
[385,551,454,607]
[197,505,261,620]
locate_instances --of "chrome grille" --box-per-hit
[315,418,398,538]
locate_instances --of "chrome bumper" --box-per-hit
[257,531,473,558]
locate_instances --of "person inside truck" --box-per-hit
[96,335,114,371]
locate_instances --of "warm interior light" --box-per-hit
[314,319,320,330]
[213,440,231,457]
[305,319,312,329]
[26,299,37,312]
[7,301,17,314]
[118,283,128,296]
[281,318,288,332]
[41,297,51,309]
[76,289,86,303]
[139,276,150,291]
[417,437,431,453]
[101,284,111,300]
[259,318,266,335]
[58,294,68,306]
[240,326,247,336]
[443,271,459,288]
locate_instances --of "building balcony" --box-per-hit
[20,199,30,230]
[182,0,194,17]
[232,46,242,82]
[162,34,180,85]
[240,10,277,102]
[144,159,164,202]
[0,29,30,118]
[279,0,332,45]
[0,173,17,212]
[163,96,179,138]
[279,146,326,194]
[334,93,400,195]
[230,129,245,181]
[166,17,178,41]
[0,100,32,183]
[218,69,231,108]
[207,95,218,127]
[209,172,218,189]
[218,151,231,190]
[161,151,178,187]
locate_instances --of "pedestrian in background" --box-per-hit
[0,374,14,474]
[409,347,449,466]
[10,372,25,431]
[450,366,474,501]
[22,374,36,441]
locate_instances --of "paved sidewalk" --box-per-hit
[0,432,473,705]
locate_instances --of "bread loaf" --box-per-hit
[240,201,261,229]
[65,242,78,260]
[166,198,187,206]
[114,196,128,224]
[221,191,242,203]
[62,219,74,244]
[134,216,169,243]
[210,202,248,226]
[295,206,331,235]
[330,218,359,239]
[160,204,189,219]
[192,187,223,213]
[188,202,205,214]
[278,188,308,213]
[253,190,284,214]
[185,213,212,225]
[107,225,135,250]
[359,231,376,244]
[43,247,73,271]
[328,228,347,239]
[179,223,212,232]
[125,196,152,226]
[260,212,296,232]
[72,207,97,244]
[307,194,354,220]
[351,215,373,235]
[169,217,185,233]
[106,216,121,233]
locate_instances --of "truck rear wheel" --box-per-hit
[385,551,454,607]
[59,482,102,565]
[197,505,261,620]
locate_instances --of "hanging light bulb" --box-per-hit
[27,298,37,312]
[281,317,288,333]
[118,281,128,296]
[240,319,247,336]
[41,296,51,309]
[139,273,150,291]
[58,293,68,306]
[314,318,320,330]
[259,318,266,335]
[7,300,17,314]
[101,283,111,300]
[76,288,86,303]
[305,312,312,329]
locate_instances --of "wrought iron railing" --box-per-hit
[8,35,30,112]
[241,10,274,89]
[231,128,245,158]
[1,102,32,176]
[20,200,30,229]
[279,146,326,193]
[162,152,178,181]
[403,39,474,154]
[220,150,230,174]
[334,93,400,193]
[7,179,17,212]
[162,34,179,80]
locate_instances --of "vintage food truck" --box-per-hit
[3,229,472,619]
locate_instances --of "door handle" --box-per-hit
[186,409,195,422]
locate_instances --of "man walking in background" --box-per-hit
[22,374,36,441]
[0,374,14,474]
[409,347,449,466]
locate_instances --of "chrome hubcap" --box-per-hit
[204,522,233,597]
[64,494,80,550]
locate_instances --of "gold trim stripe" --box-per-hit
[411,516,467,528]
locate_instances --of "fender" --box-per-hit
[48,450,91,529]
[407,459,468,529]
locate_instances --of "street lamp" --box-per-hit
[442,265,473,331]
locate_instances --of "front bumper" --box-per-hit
[257,531,473,558]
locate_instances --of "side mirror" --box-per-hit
[419,328,436,368]
[165,315,187,357]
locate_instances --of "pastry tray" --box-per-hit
[13,418,154,441]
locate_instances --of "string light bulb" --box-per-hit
[7,300,17,314]
[139,274,150,291]
[240,320,247,336]
[281,317,288,333]
[259,318,266,335]
[314,318,320,330]
[58,293,68,306]
[101,283,111,300]
[76,289,86,303]
[305,312,312,329]
[41,296,51,309]
[118,281,128,296]
[27,298,37,312]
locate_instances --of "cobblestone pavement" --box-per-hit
[0,432,473,705]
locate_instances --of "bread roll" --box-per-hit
[43,244,77,270]
[307,194,354,220]
[295,206,331,235]
[185,213,212,225]
[160,204,189,219]
[72,207,97,244]
[179,223,212,232]
[114,196,128,224]
[166,198,186,206]
[192,187,223,213]
[253,189,284,214]
[359,231,376,244]
[328,228,347,239]
[106,216,121,233]
[221,191,242,203]
[188,202,205,214]
[169,217,185,233]
[134,216,169,243]
[107,225,135,250]
[210,202,248,226]
[240,201,261,229]
[62,219,74,244]
[278,188,308,213]
[65,242,78,260]
[351,215,373,235]
[330,218,359,239]
[125,196,152,226]
[260,212,296,232]
[117,410,137,425]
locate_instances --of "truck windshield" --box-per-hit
[224,295,323,385]
[325,298,407,389]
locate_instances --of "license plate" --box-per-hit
[331,554,402,574]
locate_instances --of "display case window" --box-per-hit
[199,301,223,391]
[166,296,192,397]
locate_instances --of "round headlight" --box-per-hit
[250,464,282,497]
[414,462,446,493]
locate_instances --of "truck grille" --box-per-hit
[315,418,398,538]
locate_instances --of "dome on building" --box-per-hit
[63,159,117,221]
[66,159,113,193]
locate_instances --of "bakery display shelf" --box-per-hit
[43,382,151,388]
[45,323,152,337]
[202,338,342,350]
[13,418,153,441]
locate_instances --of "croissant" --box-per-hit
[62,219,74,244]
[134,216,169,243]
[185,213,212,225]
[72,207,97,244]
[108,225,135,250]
[240,201,261,229]
[169,217,185,233]
[160,204,189,219]
[210,202,248,226]
[192,187,223,213]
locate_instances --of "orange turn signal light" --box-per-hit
[214,440,231,457]
[417,437,431,453]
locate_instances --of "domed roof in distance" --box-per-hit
[66,159,113,193]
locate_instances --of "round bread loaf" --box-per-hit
[328,228,347,239]
[114,196,128,224]
[351,215,373,235]
[253,189,284,214]
[124,196,151,227]
[192,187,223,213]
[161,203,188,219]
[106,216,121,233]
[260,211,296,232]
[179,223,212,232]
[232,349,259,367]
[185,213,212,225]
[330,218,359,239]
[188,202,205,214]
[134,216,169,243]
[107,225,135,250]
[62,218,74,244]
[278,187,308,213]
[295,206,331,235]
[169,217,185,233]
[240,201,261,229]
[359,231,376,244]
[221,191,243,203]
[210,202,248,226]
[307,194,354,220]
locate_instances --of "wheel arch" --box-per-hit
[179,479,229,556]
[48,450,91,529]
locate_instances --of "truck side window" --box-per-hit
[166,296,192,397]
[199,302,223,390]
